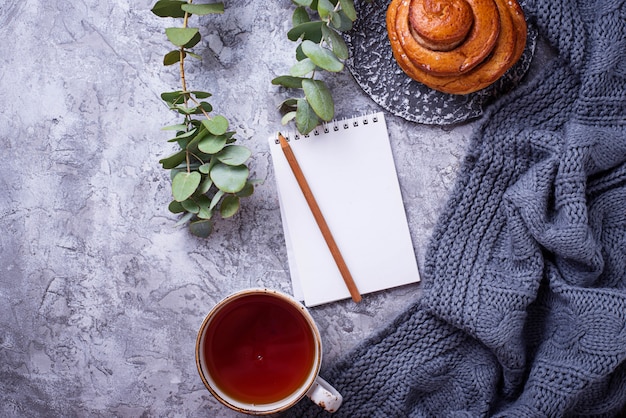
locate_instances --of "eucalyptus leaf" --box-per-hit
[171,128,197,141]
[301,40,343,72]
[161,90,185,104]
[295,98,319,134]
[279,98,299,109]
[287,21,324,42]
[168,200,185,214]
[181,198,200,214]
[159,150,187,169]
[199,163,211,174]
[181,3,224,15]
[165,27,199,47]
[216,145,251,166]
[209,190,225,211]
[220,195,240,218]
[292,0,313,6]
[196,194,211,208]
[292,6,310,26]
[317,0,334,18]
[191,101,212,114]
[272,75,304,89]
[197,206,213,220]
[281,111,297,125]
[289,58,317,77]
[151,0,186,18]
[174,212,195,227]
[198,133,227,154]
[322,26,349,60]
[186,51,203,60]
[191,90,212,99]
[236,182,255,198]
[172,171,201,202]
[202,116,228,135]
[164,50,183,65]
[302,79,334,121]
[183,31,202,49]
[197,176,214,194]
[331,10,353,31]
[339,0,357,21]
[189,219,213,238]
[210,163,249,193]
[161,123,188,131]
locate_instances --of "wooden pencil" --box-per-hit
[278,133,362,303]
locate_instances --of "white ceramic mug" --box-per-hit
[195,288,342,415]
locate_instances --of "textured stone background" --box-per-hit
[0,0,544,416]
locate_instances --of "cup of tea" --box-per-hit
[195,288,343,415]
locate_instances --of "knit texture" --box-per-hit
[282,0,626,416]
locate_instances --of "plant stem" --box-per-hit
[181,1,193,172]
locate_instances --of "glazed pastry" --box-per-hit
[386,0,527,94]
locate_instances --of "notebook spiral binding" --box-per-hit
[275,113,380,144]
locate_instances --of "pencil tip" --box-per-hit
[277,132,288,148]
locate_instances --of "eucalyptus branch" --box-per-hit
[272,0,358,134]
[152,0,256,238]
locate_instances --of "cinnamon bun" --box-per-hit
[386,0,527,95]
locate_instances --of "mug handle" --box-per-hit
[306,376,343,413]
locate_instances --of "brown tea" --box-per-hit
[202,293,317,405]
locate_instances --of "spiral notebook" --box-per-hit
[268,112,420,307]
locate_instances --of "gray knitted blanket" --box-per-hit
[283,0,626,416]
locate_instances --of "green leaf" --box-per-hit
[292,6,310,26]
[183,31,202,49]
[295,98,319,134]
[164,50,184,65]
[216,145,251,166]
[220,195,240,218]
[295,43,307,61]
[170,128,197,141]
[210,163,249,193]
[287,21,324,42]
[301,40,343,72]
[317,0,334,18]
[174,212,194,227]
[161,123,187,131]
[331,10,353,31]
[236,182,255,198]
[339,0,357,21]
[186,51,203,60]
[279,98,299,110]
[272,75,304,89]
[168,200,185,214]
[199,163,211,174]
[197,205,213,219]
[181,198,200,214]
[289,58,317,77]
[292,0,313,6]
[198,134,227,154]
[161,90,185,104]
[302,79,334,121]
[151,0,186,18]
[159,150,187,169]
[198,175,214,194]
[202,116,229,135]
[282,111,297,125]
[172,171,201,202]
[322,26,349,60]
[191,90,212,99]
[189,219,213,238]
[210,190,225,211]
[165,27,200,47]
[181,3,225,15]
